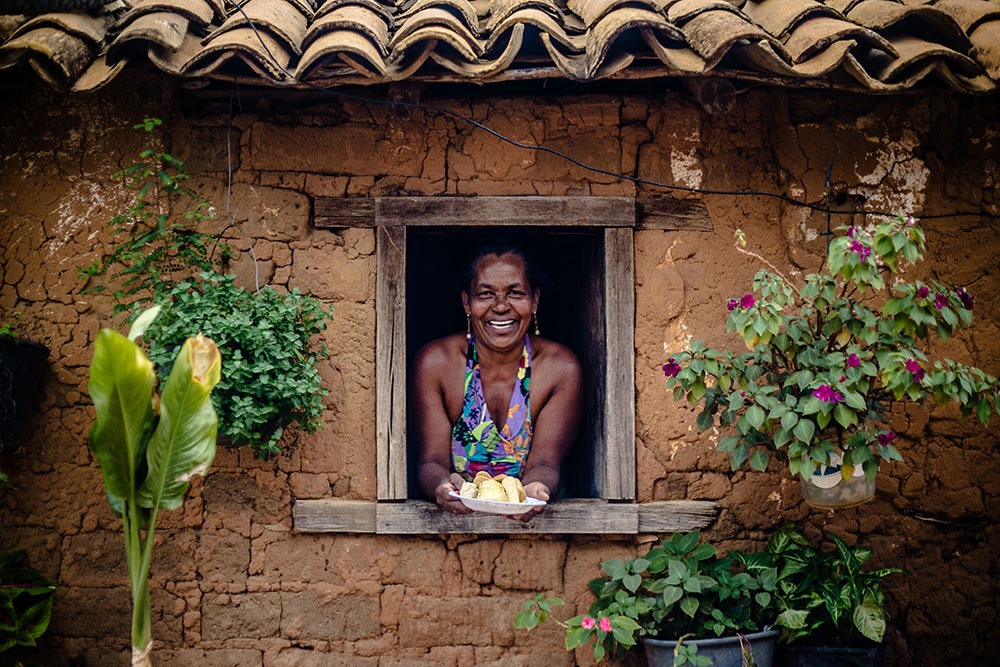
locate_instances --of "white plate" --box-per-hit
[448,491,546,515]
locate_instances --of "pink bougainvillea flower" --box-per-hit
[599,617,612,633]
[877,431,896,446]
[740,294,756,309]
[917,285,930,299]
[813,385,844,403]
[726,298,739,311]
[849,240,871,262]
[662,358,681,377]
[847,353,861,368]
[934,292,948,310]
[581,616,596,630]
[839,376,846,383]
[906,215,916,226]
[957,287,974,310]
[905,359,925,382]
[847,225,857,238]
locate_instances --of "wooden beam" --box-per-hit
[376,224,408,500]
[635,197,713,231]
[313,196,711,231]
[602,228,636,500]
[292,499,719,534]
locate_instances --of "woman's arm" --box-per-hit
[411,340,473,514]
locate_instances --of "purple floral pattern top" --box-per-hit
[451,334,533,479]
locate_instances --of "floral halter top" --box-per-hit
[451,334,533,479]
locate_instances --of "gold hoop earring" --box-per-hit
[466,312,471,341]
[533,310,540,336]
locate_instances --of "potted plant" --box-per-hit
[662,215,1000,507]
[0,312,49,454]
[766,526,900,667]
[88,306,221,667]
[79,118,332,460]
[516,531,780,666]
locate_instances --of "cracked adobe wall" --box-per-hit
[1,71,998,666]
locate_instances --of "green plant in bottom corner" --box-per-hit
[87,307,220,667]
[143,271,332,459]
[766,525,900,647]
[516,531,778,663]
[0,550,57,653]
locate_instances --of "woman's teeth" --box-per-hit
[488,319,516,330]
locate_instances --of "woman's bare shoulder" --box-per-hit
[531,336,582,378]
[414,333,468,374]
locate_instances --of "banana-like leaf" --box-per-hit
[137,334,220,511]
[88,329,156,502]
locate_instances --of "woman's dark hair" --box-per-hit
[463,244,548,293]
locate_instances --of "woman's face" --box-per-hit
[462,253,539,353]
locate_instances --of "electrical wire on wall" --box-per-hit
[222,1,993,223]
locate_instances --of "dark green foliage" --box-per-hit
[766,526,900,646]
[144,272,332,460]
[78,118,230,317]
[0,551,57,653]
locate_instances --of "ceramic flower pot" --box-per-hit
[776,644,884,667]
[800,451,875,509]
[643,628,779,667]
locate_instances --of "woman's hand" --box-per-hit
[436,472,474,515]
[510,481,550,522]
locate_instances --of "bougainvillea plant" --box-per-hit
[663,214,1000,481]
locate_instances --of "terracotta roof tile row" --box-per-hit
[1,0,998,92]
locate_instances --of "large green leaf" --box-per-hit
[137,335,220,511]
[88,329,156,502]
[853,594,887,642]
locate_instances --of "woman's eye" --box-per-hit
[508,291,526,300]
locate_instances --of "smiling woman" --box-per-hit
[409,244,584,521]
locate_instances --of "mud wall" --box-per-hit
[1,71,998,666]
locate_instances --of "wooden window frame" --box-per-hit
[294,196,719,534]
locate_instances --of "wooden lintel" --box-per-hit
[635,197,713,231]
[292,498,719,535]
[313,196,713,232]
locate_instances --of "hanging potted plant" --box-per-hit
[661,215,1000,507]
[767,525,900,667]
[79,118,332,460]
[516,531,781,666]
[0,313,49,454]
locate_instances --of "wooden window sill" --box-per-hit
[292,498,719,535]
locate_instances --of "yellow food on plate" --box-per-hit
[477,479,508,502]
[461,471,527,504]
[501,475,526,503]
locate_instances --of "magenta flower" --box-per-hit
[813,385,844,403]
[581,616,596,631]
[917,285,930,299]
[740,294,756,309]
[726,298,738,311]
[906,215,916,227]
[934,292,948,310]
[599,617,612,633]
[905,359,925,382]
[847,225,857,238]
[957,287,974,310]
[839,376,846,383]
[877,431,896,446]
[847,353,861,368]
[849,240,871,262]
[662,358,681,378]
